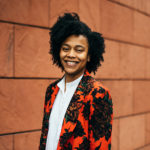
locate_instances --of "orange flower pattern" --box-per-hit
[39,71,113,150]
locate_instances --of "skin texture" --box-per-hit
[60,35,90,83]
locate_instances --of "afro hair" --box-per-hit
[49,12,105,74]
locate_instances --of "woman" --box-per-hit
[39,12,113,150]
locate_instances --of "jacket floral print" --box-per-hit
[39,70,113,150]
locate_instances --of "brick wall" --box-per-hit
[0,0,150,149]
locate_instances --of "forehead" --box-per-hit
[62,35,88,47]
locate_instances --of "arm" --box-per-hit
[89,88,113,150]
[39,85,52,150]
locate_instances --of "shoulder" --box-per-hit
[94,79,111,97]
[91,79,112,104]
[86,75,111,98]
[44,78,61,101]
[88,78,113,118]
[46,75,64,92]
[46,79,60,92]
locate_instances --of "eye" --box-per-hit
[75,45,85,53]
[76,49,84,53]
[62,47,69,51]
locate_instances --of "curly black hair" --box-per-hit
[49,12,105,74]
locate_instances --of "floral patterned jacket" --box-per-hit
[39,70,113,150]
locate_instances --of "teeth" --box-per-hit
[66,61,77,66]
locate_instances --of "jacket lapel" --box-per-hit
[57,70,92,148]
[43,83,59,146]
[45,85,59,114]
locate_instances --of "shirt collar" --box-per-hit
[57,74,83,92]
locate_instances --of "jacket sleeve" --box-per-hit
[89,88,113,150]
[39,85,52,150]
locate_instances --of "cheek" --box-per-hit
[80,53,89,62]
[59,51,65,60]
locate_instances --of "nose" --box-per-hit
[67,49,75,58]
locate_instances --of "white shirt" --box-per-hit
[45,74,83,150]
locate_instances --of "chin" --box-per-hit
[64,69,77,75]
[64,68,85,76]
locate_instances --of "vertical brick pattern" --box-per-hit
[49,0,78,26]
[0,135,13,150]
[119,115,145,150]
[110,0,150,15]
[146,113,150,144]
[14,25,62,78]
[0,79,54,134]
[0,0,49,26]
[14,132,41,150]
[100,0,134,42]
[0,23,14,77]
[0,0,150,149]
[111,119,119,150]
[103,80,133,117]
[79,0,101,32]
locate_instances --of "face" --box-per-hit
[60,35,90,82]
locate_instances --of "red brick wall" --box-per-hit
[0,0,150,149]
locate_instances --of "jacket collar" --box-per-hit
[46,70,93,113]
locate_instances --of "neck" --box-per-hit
[65,71,84,83]
[65,73,83,83]
[64,71,84,92]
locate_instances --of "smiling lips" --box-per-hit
[65,60,79,67]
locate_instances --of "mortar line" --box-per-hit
[1,76,150,81]
[1,20,150,49]
[108,0,150,17]
[0,20,50,30]
[0,129,41,136]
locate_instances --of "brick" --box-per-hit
[49,0,78,27]
[14,131,41,150]
[99,0,150,46]
[133,0,150,15]
[110,0,150,15]
[0,23,13,77]
[79,0,101,32]
[15,25,63,78]
[133,81,150,113]
[100,0,134,42]
[119,115,145,150]
[102,80,133,117]
[146,49,150,78]
[111,119,119,150]
[0,79,54,134]
[133,0,147,13]
[0,135,13,150]
[133,12,150,47]
[0,0,49,26]
[138,145,150,150]
[95,40,120,79]
[95,40,147,79]
[119,44,146,78]
[146,113,150,144]
[145,1,150,14]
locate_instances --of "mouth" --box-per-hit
[64,60,79,67]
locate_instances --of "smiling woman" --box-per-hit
[39,13,113,150]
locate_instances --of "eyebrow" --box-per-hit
[62,43,85,49]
